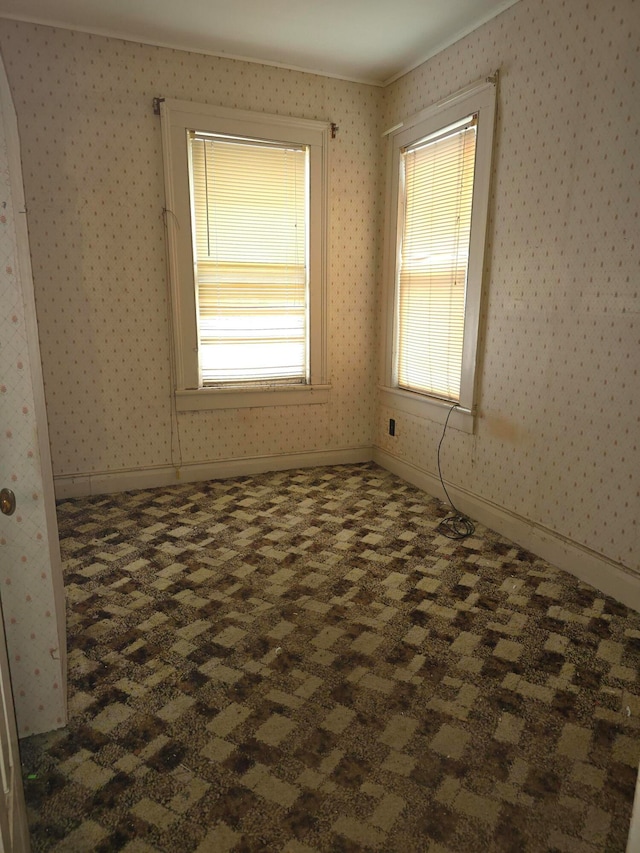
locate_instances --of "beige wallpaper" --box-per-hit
[0,53,66,736]
[0,0,637,587]
[0,23,380,478]
[379,0,639,572]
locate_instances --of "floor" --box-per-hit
[20,463,640,852]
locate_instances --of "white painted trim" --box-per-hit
[373,448,640,613]
[381,79,496,423]
[54,446,373,499]
[379,386,473,433]
[175,384,331,411]
[0,15,384,87]
[159,98,330,395]
[0,2,519,88]
[389,78,496,138]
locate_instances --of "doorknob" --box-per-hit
[0,489,16,516]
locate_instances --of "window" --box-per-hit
[381,78,496,431]
[159,100,330,410]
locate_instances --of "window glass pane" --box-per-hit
[189,135,308,385]
[396,119,476,401]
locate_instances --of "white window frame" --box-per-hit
[380,78,496,433]
[159,99,331,411]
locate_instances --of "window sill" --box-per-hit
[379,386,475,434]
[176,384,331,412]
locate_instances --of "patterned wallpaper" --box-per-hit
[0,0,637,587]
[379,0,639,572]
[0,23,380,477]
[0,54,66,736]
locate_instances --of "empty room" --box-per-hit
[0,0,638,850]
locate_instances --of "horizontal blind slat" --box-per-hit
[190,134,309,385]
[397,121,477,401]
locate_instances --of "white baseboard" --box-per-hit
[54,446,373,500]
[373,448,640,613]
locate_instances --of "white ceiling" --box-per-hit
[0,0,520,85]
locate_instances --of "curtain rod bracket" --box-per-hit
[153,97,165,116]
[331,123,339,139]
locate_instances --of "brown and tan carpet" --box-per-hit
[20,463,640,852]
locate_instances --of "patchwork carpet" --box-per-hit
[21,463,640,852]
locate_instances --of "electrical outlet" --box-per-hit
[389,418,396,437]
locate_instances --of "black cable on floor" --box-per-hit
[436,403,476,540]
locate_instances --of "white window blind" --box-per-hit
[397,115,477,402]
[189,133,309,386]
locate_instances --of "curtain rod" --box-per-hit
[153,97,339,137]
